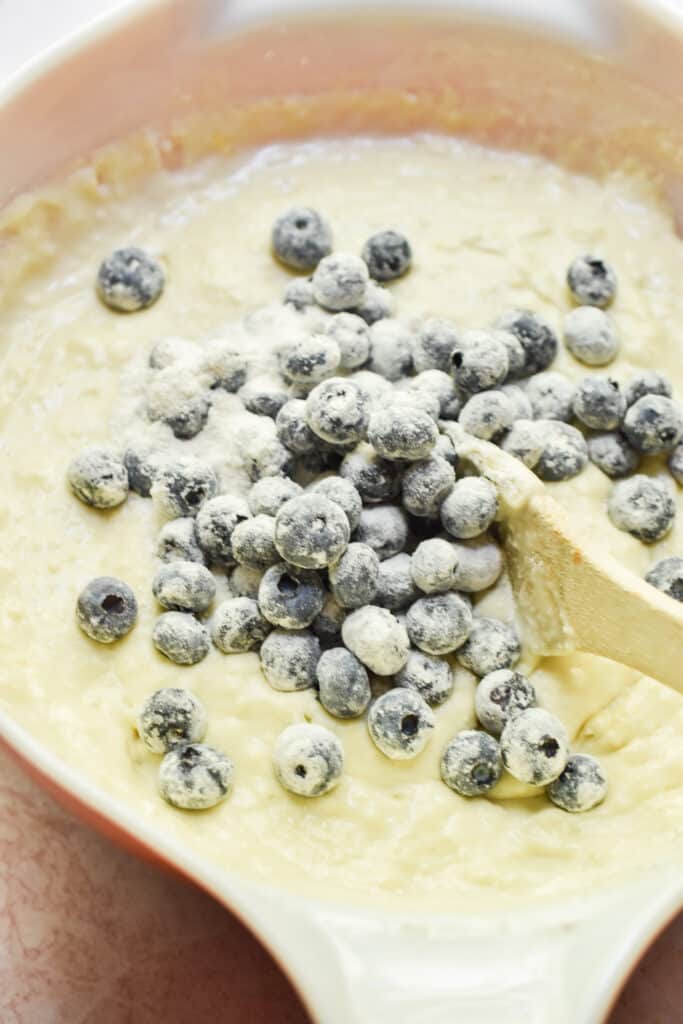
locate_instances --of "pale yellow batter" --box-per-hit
[2,135,683,911]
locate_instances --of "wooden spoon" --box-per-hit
[444,426,683,693]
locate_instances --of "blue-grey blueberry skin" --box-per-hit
[243,437,295,481]
[440,730,503,796]
[76,576,138,643]
[412,318,460,374]
[355,505,409,561]
[624,370,672,408]
[195,495,250,566]
[500,707,569,786]
[123,446,162,498]
[258,563,326,629]
[450,330,509,394]
[361,229,412,281]
[200,341,247,393]
[317,647,371,718]
[272,724,344,797]
[645,556,683,602]
[274,494,350,569]
[305,378,370,447]
[240,380,290,418]
[96,247,165,312]
[157,388,211,441]
[280,335,341,385]
[587,432,639,479]
[67,448,129,509]
[547,753,608,813]
[440,477,498,540]
[402,456,455,518]
[572,376,625,431]
[259,629,321,691]
[312,252,369,311]
[138,687,207,754]
[433,433,458,467]
[352,281,394,325]
[534,420,588,482]
[157,518,206,564]
[325,313,370,370]
[607,475,676,543]
[475,669,536,736]
[340,444,403,504]
[497,329,527,380]
[211,597,271,653]
[409,369,461,419]
[283,275,316,311]
[159,742,234,810]
[328,542,380,608]
[563,307,619,367]
[406,592,472,656]
[495,309,558,376]
[623,395,683,455]
[272,207,333,271]
[566,254,617,308]
[151,461,219,518]
[152,561,216,614]
[395,650,453,706]
[410,538,459,595]
[152,612,211,666]
[458,390,515,441]
[248,476,303,517]
[525,371,575,422]
[311,595,347,647]
[456,617,521,677]
[231,514,279,569]
[374,553,419,611]
[276,399,319,455]
[311,477,363,531]
[368,406,438,462]
[500,420,544,470]
[367,688,435,760]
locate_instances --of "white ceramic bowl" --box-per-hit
[2,2,683,1021]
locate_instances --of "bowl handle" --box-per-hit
[220,870,682,1024]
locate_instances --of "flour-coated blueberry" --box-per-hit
[406,592,472,656]
[456,617,521,676]
[272,207,332,270]
[623,395,683,455]
[534,421,588,482]
[459,390,515,441]
[153,561,216,613]
[440,730,502,796]
[281,335,341,385]
[567,254,617,308]
[273,723,343,796]
[157,518,206,564]
[76,576,137,643]
[411,538,458,594]
[259,629,321,691]
[151,460,218,518]
[340,443,403,503]
[367,319,414,381]
[451,329,508,394]
[153,612,211,665]
[587,432,639,479]
[159,742,233,810]
[305,378,370,446]
[231,514,279,569]
[274,494,350,569]
[311,477,363,531]
[325,312,371,369]
[495,309,558,376]
[607,475,676,542]
[328,542,380,608]
[395,649,453,706]
[564,306,619,366]
[248,476,303,517]
[441,477,498,540]
[97,246,164,312]
[258,563,326,629]
[500,707,569,786]
[412,318,460,374]
[645,556,683,602]
[572,376,625,431]
[312,252,369,311]
[402,457,455,518]
[342,605,410,674]
[67,448,129,509]
[212,596,270,653]
[362,229,412,281]
[355,505,409,561]
[475,669,536,736]
[317,647,371,718]
[138,687,207,754]
[525,372,575,422]
[367,688,435,759]
[195,494,250,566]
[624,371,673,408]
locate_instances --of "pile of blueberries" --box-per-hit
[71,203,683,815]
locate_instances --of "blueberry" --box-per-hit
[311,477,363,531]
[495,309,558,376]
[240,378,289,419]
[274,494,350,569]
[305,378,370,446]
[248,476,302,517]
[368,406,438,462]
[229,564,264,600]
[123,446,163,498]
[151,460,218,518]
[451,535,504,593]
[441,477,498,540]
[375,553,419,611]
[587,432,639,478]
[273,723,343,797]
[146,367,211,440]
[411,538,458,594]
[231,514,279,569]
[607,475,675,542]
[258,563,326,629]
[391,384,442,422]
[328,542,380,608]
[669,442,683,485]
[153,561,216,613]
[152,612,211,665]
[409,369,461,419]
[367,319,414,381]
[624,370,673,408]
[272,207,333,270]
[149,336,200,370]
[259,629,321,691]
[433,433,458,467]
[157,518,206,564]
[395,649,453,706]
[367,688,435,759]
[451,329,508,394]
[496,329,527,380]
[525,371,575,422]
[564,306,619,366]
[349,369,394,406]
[475,669,536,736]
[76,576,137,643]
[567,254,617,308]
[355,505,409,560]
[456,617,521,676]
[276,399,318,454]
[138,687,207,753]
[440,730,502,796]
[159,742,233,810]
[67,448,129,509]
[195,494,250,566]
[353,281,394,324]
[281,335,341,385]
[500,383,533,421]
[283,276,316,311]
[501,707,569,785]
[199,339,248,393]
[412,318,460,374]
[317,647,371,718]
[534,421,588,482]
[311,594,347,646]
[548,753,608,813]
[401,456,455,519]
[242,434,294,481]
[459,390,515,441]
[342,605,410,674]
[361,229,412,281]
[340,443,403,503]
[325,313,370,369]
[623,395,683,455]
[96,246,164,312]
[312,252,369,311]
[500,420,544,470]
[406,592,472,656]
[211,597,270,653]
[572,376,625,430]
